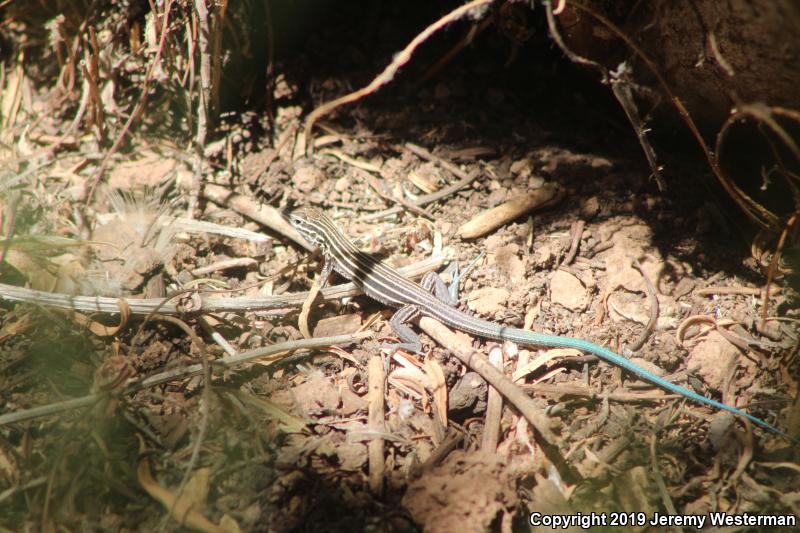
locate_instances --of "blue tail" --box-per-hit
[506,329,795,444]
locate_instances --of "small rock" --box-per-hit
[549,270,589,311]
[335,441,368,471]
[486,187,507,206]
[492,244,525,283]
[312,314,362,338]
[467,287,511,317]
[289,374,341,414]
[607,290,650,324]
[334,176,349,192]
[687,331,740,391]
[449,372,486,412]
[589,156,612,168]
[292,164,324,193]
[527,175,545,188]
[510,158,532,178]
[672,277,695,299]
[532,243,555,268]
[708,412,736,449]
[580,197,600,219]
[755,319,782,341]
[484,235,504,253]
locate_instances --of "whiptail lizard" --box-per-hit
[288,207,791,442]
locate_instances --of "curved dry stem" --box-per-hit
[760,212,799,325]
[716,104,800,225]
[567,0,780,230]
[303,0,494,156]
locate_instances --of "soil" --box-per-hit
[0,2,798,532]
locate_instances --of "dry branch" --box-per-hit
[0,256,444,315]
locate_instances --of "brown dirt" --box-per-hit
[1,2,798,532]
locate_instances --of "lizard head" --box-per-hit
[288,207,332,249]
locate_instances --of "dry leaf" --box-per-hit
[423,358,448,429]
[137,437,238,533]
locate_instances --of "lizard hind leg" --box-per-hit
[423,253,486,304]
[420,268,458,306]
[381,304,423,354]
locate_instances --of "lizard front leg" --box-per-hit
[315,253,334,288]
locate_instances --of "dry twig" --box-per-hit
[303,0,494,155]
[0,256,444,315]
[83,0,176,207]
[0,332,369,427]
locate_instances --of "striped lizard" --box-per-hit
[288,207,791,442]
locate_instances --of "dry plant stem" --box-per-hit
[303,0,494,156]
[649,434,679,518]
[110,215,271,243]
[730,425,755,483]
[138,436,230,533]
[87,27,105,140]
[0,195,18,276]
[298,278,321,339]
[562,220,585,266]
[628,259,659,352]
[367,354,386,495]
[362,172,434,219]
[41,442,67,530]
[696,286,778,297]
[411,429,464,478]
[760,213,798,326]
[715,104,798,229]
[551,0,567,15]
[83,0,175,207]
[543,1,608,80]
[416,17,493,87]
[358,168,480,222]
[197,315,236,356]
[521,382,681,403]
[458,183,562,239]
[404,142,472,182]
[481,345,504,452]
[191,0,212,220]
[0,476,47,505]
[567,0,777,230]
[418,317,585,482]
[0,256,444,315]
[0,332,370,427]
[321,149,382,173]
[70,70,90,134]
[718,105,800,178]
[190,257,257,276]
[417,317,555,444]
[674,315,765,352]
[2,61,23,131]
[81,70,104,143]
[63,299,130,337]
[263,0,275,126]
[546,2,664,191]
[201,183,310,250]
[211,0,228,114]
[611,79,665,191]
[150,314,211,527]
[358,142,482,221]
[129,288,201,351]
